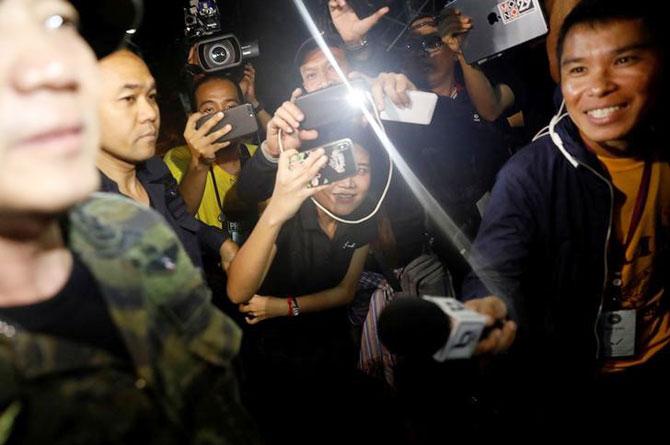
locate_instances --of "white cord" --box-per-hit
[548,100,579,168]
[276,91,394,225]
[533,112,569,142]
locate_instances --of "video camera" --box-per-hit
[183,0,259,73]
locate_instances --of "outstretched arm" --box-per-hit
[226,148,328,303]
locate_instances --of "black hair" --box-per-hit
[348,124,388,203]
[190,73,244,113]
[293,33,346,69]
[119,38,144,58]
[556,0,662,66]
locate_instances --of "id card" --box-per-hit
[600,310,636,358]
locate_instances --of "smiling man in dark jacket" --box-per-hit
[461,0,668,432]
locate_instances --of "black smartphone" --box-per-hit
[290,138,358,187]
[195,103,259,143]
[294,79,368,130]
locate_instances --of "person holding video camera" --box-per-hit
[96,49,238,273]
[0,1,259,443]
[164,73,260,246]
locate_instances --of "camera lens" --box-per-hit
[209,44,229,65]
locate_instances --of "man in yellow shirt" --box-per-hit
[164,74,259,244]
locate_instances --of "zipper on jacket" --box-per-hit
[572,161,614,359]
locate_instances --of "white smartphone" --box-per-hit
[379,90,438,125]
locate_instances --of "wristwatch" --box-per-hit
[345,37,369,52]
[288,296,300,317]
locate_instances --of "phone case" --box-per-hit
[289,138,358,187]
[379,90,438,125]
[196,103,259,143]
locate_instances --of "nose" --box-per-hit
[340,175,356,189]
[588,68,617,97]
[7,8,83,94]
[326,71,342,88]
[312,73,331,91]
[10,28,79,94]
[138,96,159,123]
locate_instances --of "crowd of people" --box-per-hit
[1,0,667,443]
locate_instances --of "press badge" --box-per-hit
[600,310,636,358]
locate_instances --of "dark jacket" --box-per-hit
[99,157,227,269]
[462,114,669,375]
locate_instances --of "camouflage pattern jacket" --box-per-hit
[0,193,260,445]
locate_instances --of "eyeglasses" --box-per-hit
[405,34,444,54]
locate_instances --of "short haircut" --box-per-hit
[190,73,243,112]
[556,0,662,65]
[293,33,345,69]
[118,38,144,59]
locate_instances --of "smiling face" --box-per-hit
[560,19,662,154]
[98,50,160,164]
[313,143,371,216]
[0,0,101,216]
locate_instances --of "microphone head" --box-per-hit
[378,294,451,357]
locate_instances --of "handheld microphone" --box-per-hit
[378,295,488,361]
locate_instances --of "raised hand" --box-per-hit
[328,0,389,45]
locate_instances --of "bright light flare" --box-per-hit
[291,0,504,300]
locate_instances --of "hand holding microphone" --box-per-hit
[378,294,516,361]
[464,296,517,355]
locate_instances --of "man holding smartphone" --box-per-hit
[237,34,416,203]
[164,73,260,245]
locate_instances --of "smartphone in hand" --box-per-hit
[379,90,438,125]
[289,138,358,187]
[196,103,259,143]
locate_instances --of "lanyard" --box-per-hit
[209,166,225,227]
[622,160,653,257]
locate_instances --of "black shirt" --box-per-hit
[0,253,129,360]
[386,92,510,239]
[254,199,376,337]
[99,157,227,269]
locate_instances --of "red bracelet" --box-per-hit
[287,297,293,317]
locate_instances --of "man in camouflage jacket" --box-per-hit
[0,1,258,443]
[2,194,259,444]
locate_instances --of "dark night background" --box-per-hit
[128,0,462,151]
[120,0,553,151]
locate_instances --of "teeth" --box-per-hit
[587,105,622,118]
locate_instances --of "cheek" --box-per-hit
[626,72,657,101]
[99,106,132,148]
[356,175,371,196]
[561,79,580,100]
[561,79,585,113]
